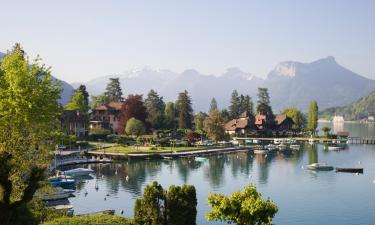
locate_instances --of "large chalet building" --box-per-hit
[224,112,294,136]
[60,110,89,137]
[89,101,126,134]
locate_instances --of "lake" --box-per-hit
[66,123,375,225]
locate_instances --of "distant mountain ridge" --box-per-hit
[79,56,375,112]
[0,52,74,105]
[320,90,375,120]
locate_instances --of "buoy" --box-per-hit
[373,180,375,184]
[126,175,129,181]
[356,173,359,175]
[121,210,124,215]
[358,161,361,164]
[104,197,106,201]
[106,193,110,196]
[301,166,304,169]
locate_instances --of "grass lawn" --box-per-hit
[97,145,206,154]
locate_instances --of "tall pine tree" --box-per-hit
[209,97,218,113]
[176,90,193,129]
[145,89,165,130]
[229,90,241,119]
[256,87,274,123]
[104,77,123,102]
[165,102,176,129]
[243,95,253,115]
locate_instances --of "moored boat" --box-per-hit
[335,167,363,174]
[195,157,208,162]
[42,187,75,201]
[307,163,334,171]
[327,145,345,151]
[277,144,287,150]
[63,168,94,176]
[49,176,75,188]
[290,144,301,150]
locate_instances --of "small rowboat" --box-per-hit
[307,163,334,171]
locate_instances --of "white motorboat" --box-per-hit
[43,187,75,201]
[327,146,344,151]
[290,144,301,150]
[195,157,208,162]
[265,144,277,150]
[63,168,94,176]
[306,163,334,171]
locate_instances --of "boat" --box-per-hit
[327,145,345,151]
[335,167,364,174]
[49,176,76,188]
[42,187,75,201]
[253,149,268,155]
[195,157,208,162]
[265,144,277,150]
[63,168,94,176]
[308,139,315,145]
[290,144,301,150]
[306,163,334,171]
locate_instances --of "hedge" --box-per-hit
[42,215,133,225]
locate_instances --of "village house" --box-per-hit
[224,111,256,135]
[224,112,294,136]
[89,101,126,134]
[274,114,294,131]
[61,110,89,137]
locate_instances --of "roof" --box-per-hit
[95,101,125,111]
[255,114,266,125]
[337,131,349,136]
[224,117,252,131]
[61,110,87,122]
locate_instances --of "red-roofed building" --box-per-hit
[89,101,126,134]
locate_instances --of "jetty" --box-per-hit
[87,147,250,160]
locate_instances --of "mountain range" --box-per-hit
[74,56,375,112]
[2,51,374,112]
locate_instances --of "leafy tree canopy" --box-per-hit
[0,43,61,224]
[206,184,278,225]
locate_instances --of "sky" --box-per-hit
[1,0,375,83]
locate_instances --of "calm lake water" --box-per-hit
[66,123,375,225]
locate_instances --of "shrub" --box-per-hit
[88,128,111,141]
[42,215,133,225]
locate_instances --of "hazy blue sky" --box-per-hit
[1,0,374,83]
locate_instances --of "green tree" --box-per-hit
[125,118,146,137]
[209,97,218,113]
[281,107,306,131]
[321,126,331,138]
[194,112,206,132]
[145,89,165,130]
[220,109,230,122]
[164,102,176,129]
[166,185,197,225]
[104,77,123,102]
[256,87,274,124]
[91,94,110,108]
[0,44,61,224]
[134,181,166,225]
[308,100,319,136]
[206,184,278,225]
[134,181,197,225]
[176,90,193,129]
[76,84,89,109]
[65,88,89,113]
[229,90,241,119]
[243,95,254,115]
[204,110,225,142]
